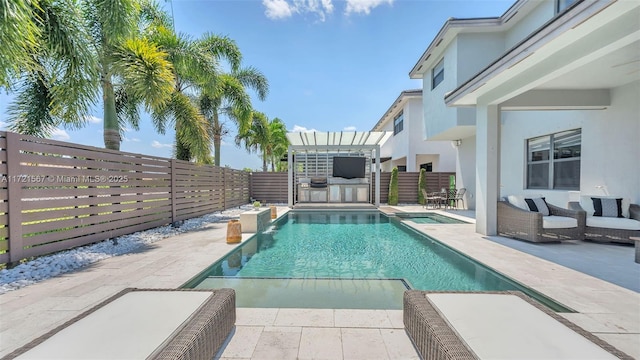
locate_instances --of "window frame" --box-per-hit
[526,129,581,190]
[431,58,444,90]
[393,111,404,135]
[556,0,578,13]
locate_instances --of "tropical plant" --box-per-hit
[4,0,99,136]
[198,66,269,166]
[235,111,269,171]
[267,118,289,172]
[5,0,175,150]
[388,167,399,206]
[418,168,427,205]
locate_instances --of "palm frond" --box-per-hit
[199,33,242,72]
[234,66,269,101]
[172,92,210,162]
[7,75,58,137]
[113,37,174,111]
[0,0,40,87]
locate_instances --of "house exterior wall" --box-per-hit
[423,39,459,139]
[456,135,477,209]
[500,81,640,206]
[504,1,553,48]
[378,97,457,173]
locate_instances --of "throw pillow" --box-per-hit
[524,197,550,216]
[591,197,623,218]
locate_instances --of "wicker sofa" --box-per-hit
[497,197,585,242]
[568,196,640,244]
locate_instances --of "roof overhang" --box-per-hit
[409,0,534,79]
[371,89,422,131]
[445,0,640,107]
[287,131,393,152]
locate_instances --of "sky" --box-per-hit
[0,0,514,170]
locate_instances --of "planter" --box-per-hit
[270,206,277,219]
[226,220,242,244]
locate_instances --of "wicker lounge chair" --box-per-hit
[497,199,585,242]
[568,196,640,244]
[403,290,631,360]
[4,288,236,360]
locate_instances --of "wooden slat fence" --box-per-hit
[0,131,250,265]
[250,172,288,204]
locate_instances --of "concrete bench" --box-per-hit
[403,291,631,360]
[6,288,236,360]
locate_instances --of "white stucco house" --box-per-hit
[410,0,639,235]
[371,89,456,173]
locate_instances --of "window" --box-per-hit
[432,58,444,89]
[397,165,407,172]
[393,112,404,135]
[556,0,578,13]
[420,162,433,172]
[526,129,581,190]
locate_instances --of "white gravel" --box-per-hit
[0,205,255,295]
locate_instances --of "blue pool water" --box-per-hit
[185,211,569,311]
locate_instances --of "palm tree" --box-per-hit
[267,118,289,171]
[236,114,289,172]
[147,30,246,162]
[199,66,269,166]
[4,0,175,150]
[4,0,99,136]
[236,111,270,171]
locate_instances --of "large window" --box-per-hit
[393,112,404,135]
[432,58,444,89]
[526,129,581,190]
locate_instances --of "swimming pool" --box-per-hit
[395,212,468,224]
[184,211,569,311]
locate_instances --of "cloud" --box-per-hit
[345,0,393,15]
[123,137,140,142]
[50,128,70,141]
[85,115,102,124]
[151,140,172,149]
[343,126,357,131]
[0,121,7,130]
[291,125,319,132]
[263,0,334,21]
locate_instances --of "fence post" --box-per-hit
[223,167,227,210]
[170,159,177,224]
[6,132,24,264]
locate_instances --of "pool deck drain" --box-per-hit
[0,205,638,359]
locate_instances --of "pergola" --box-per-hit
[286,131,392,207]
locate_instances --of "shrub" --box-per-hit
[388,167,399,205]
[418,168,427,205]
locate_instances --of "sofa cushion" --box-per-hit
[507,195,529,211]
[591,197,623,218]
[580,195,630,218]
[586,217,640,231]
[525,197,550,216]
[543,216,578,229]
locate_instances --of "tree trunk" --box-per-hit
[262,150,267,172]
[102,76,120,150]
[213,113,221,166]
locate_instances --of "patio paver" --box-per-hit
[1,205,638,359]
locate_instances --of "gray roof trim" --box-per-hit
[408,0,529,79]
[371,89,422,131]
[444,0,610,106]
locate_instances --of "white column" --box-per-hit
[288,147,293,207]
[475,104,500,235]
[375,145,381,207]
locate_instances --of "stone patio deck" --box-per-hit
[1,205,638,359]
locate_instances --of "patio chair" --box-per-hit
[498,198,585,242]
[447,188,466,209]
[421,189,444,209]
